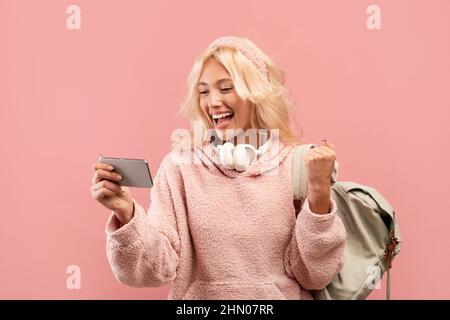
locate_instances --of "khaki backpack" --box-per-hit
[292,144,402,300]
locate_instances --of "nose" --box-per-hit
[209,89,223,108]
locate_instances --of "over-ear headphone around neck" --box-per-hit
[216,138,272,172]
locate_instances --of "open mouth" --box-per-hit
[211,112,235,128]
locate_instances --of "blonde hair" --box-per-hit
[175,37,303,150]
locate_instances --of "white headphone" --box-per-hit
[216,138,272,172]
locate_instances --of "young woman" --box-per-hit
[90,36,346,300]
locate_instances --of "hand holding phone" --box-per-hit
[97,155,153,188]
[91,155,153,226]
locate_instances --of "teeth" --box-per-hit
[211,112,234,119]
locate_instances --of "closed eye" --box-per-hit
[199,88,233,95]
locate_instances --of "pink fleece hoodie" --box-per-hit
[105,138,346,300]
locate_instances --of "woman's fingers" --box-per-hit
[307,141,336,160]
[90,180,121,200]
[91,179,121,193]
[91,168,123,185]
[92,162,113,172]
[91,186,115,200]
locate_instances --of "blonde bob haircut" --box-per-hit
[175,37,303,150]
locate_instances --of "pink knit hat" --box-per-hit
[208,36,270,80]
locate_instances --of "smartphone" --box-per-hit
[98,154,153,188]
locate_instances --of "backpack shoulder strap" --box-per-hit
[292,144,314,215]
[292,145,310,200]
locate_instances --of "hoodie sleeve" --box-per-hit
[283,195,346,290]
[104,157,181,288]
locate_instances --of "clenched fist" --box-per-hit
[304,139,336,197]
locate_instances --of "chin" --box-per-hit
[214,127,238,142]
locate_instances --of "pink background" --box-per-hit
[1,0,449,299]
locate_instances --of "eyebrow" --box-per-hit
[198,78,233,86]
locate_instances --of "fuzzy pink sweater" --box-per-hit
[105,140,346,300]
